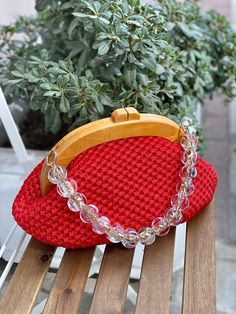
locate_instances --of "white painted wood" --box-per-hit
[0,223,17,259]
[130,243,144,279]
[0,230,26,289]
[0,89,35,260]
[0,88,31,169]
[127,285,137,305]
[173,223,186,272]
[173,102,201,272]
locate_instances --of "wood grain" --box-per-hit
[111,107,141,122]
[135,228,176,314]
[0,238,55,314]
[43,247,95,314]
[182,202,216,314]
[89,244,135,314]
[40,108,184,196]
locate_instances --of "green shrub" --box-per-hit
[0,0,236,135]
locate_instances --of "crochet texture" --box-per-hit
[13,136,217,248]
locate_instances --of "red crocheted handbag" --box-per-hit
[12,108,217,248]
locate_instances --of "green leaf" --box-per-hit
[177,22,203,39]
[177,22,193,38]
[165,22,175,31]
[11,71,24,78]
[142,57,157,72]
[82,0,98,14]
[57,75,64,88]
[35,0,49,12]
[60,2,77,10]
[59,60,69,72]
[72,13,110,24]
[44,104,62,134]
[97,17,110,24]
[40,83,52,90]
[68,18,80,38]
[77,49,89,73]
[41,102,50,113]
[72,12,95,19]
[175,83,183,96]
[8,79,24,85]
[15,61,25,73]
[92,1,101,13]
[44,91,61,97]
[59,95,70,113]
[48,68,67,75]
[100,94,111,106]
[80,106,88,119]
[68,103,84,117]
[94,96,105,114]
[137,72,149,86]
[189,50,197,64]
[124,63,137,87]
[97,41,111,55]
[24,73,40,83]
[156,64,165,75]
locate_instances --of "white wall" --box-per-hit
[0,0,35,25]
[231,0,236,29]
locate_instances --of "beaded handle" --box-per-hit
[46,125,198,248]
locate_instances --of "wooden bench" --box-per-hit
[0,108,216,313]
[0,202,216,314]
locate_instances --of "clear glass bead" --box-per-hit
[152,217,170,236]
[173,212,183,225]
[67,192,87,212]
[107,223,124,243]
[165,207,177,220]
[186,183,195,195]
[121,228,139,248]
[180,136,189,150]
[176,181,188,198]
[189,167,197,179]
[180,133,198,151]
[188,133,198,150]
[181,150,198,166]
[92,216,110,235]
[179,197,189,211]
[165,208,183,226]
[138,227,156,245]
[176,180,194,196]
[180,166,197,180]
[171,194,181,207]
[179,166,189,179]
[57,178,77,198]
[80,204,99,224]
[48,166,67,184]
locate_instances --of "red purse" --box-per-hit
[13,108,217,248]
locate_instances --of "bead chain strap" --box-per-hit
[46,126,198,248]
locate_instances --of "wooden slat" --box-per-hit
[182,202,216,314]
[43,247,95,314]
[0,238,55,314]
[135,228,176,314]
[89,244,135,314]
